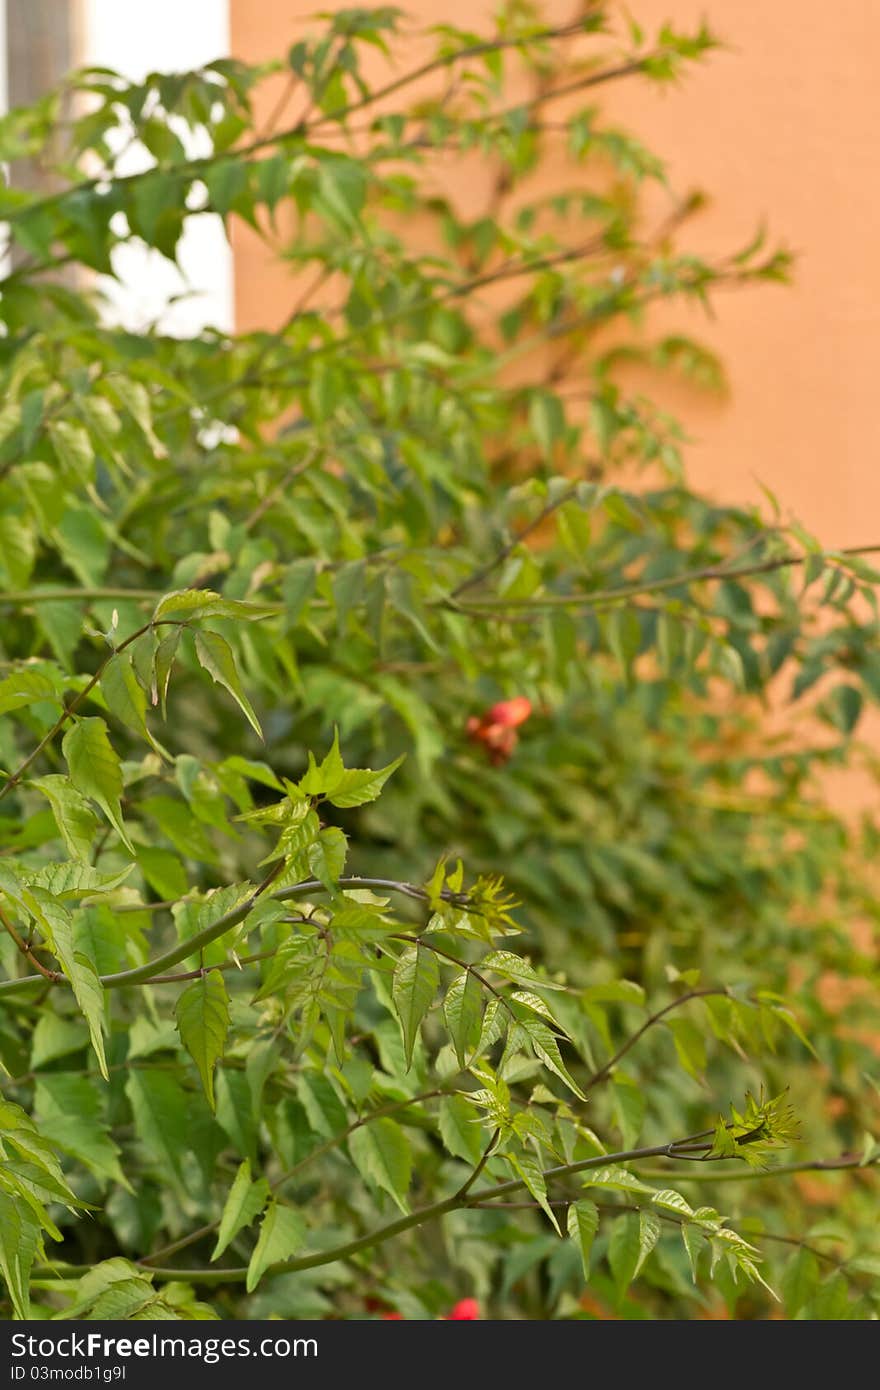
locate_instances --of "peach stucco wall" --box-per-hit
[229,0,880,552]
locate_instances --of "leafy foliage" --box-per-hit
[0,2,877,1322]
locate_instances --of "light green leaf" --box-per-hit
[22,887,108,1079]
[635,1209,661,1277]
[31,775,99,862]
[348,1117,411,1212]
[246,1201,306,1293]
[443,969,483,1068]
[438,1093,483,1164]
[125,1069,188,1186]
[392,945,439,1069]
[0,667,57,715]
[520,1018,586,1099]
[175,969,230,1110]
[325,756,405,808]
[212,1161,271,1262]
[506,1150,560,1233]
[194,629,263,738]
[0,1192,43,1319]
[481,950,563,990]
[567,1199,599,1280]
[33,1075,128,1189]
[101,651,163,754]
[608,1212,641,1300]
[61,717,133,852]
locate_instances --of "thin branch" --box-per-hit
[73,1129,755,1285]
[450,544,880,614]
[453,1128,500,1200]
[451,485,578,599]
[0,903,62,983]
[0,19,598,237]
[0,876,466,996]
[585,987,730,1089]
[138,1086,452,1267]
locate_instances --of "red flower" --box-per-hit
[380,1311,403,1320]
[486,697,532,728]
[466,697,533,765]
[447,1297,480,1320]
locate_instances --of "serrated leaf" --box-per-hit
[520,1018,586,1099]
[348,1117,411,1212]
[567,1199,599,1280]
[152,628,180,717]
[33,1074,127,1190]
[612,1075,645,1148]
[0,1192,43,1319]
[608,1212,641,1299]
[635,1209,661,1277]
[681,1221,703,1282]
[392,945,439,1068]
[443,969,483,1067]
[481,950,563,989]
[324,755,405,808]
[175,970,230,1110]
[31,776,99,862]
[194,629,262,738]
[0,667,57,715]
[101,651,163,753]
[438,1093,483,1164]
[26,860,133,899]
[782,1246,820,1315]
[61,717,133,852]
[125,1069,188,1186]
[246,1200,307,1292]
[212,1160,270,1261]
[22,887,108,1079]
[666,1017,707,1081]
[506,1150,560,1233]
[306,826,348,890]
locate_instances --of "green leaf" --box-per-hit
[0,667,57,715]
[0,1192,43,1319]
[212,1160,270,1261]
[666,1017,707,1081]
[443,969,483,1068]
[348,1117,411,1212]
[438,1093,483,1164]
[47,420,94,483]
[506,1151,560,1233]
[101,651,162,753]
[194,630,263,738]
[392,944,439,1068]
[608,1212,641,1300]
[20,887,108,1079]
[61,717,133,852]
[246,1200,307,1293]
[31,775,99,862]
[635,1209,661,1277]
[480,950,563,990]
[612,1075,645,1148]
[324,755,405,808]
[307,826,348,890]
[567,1199,599,1280]
[782,1247,820,1316]
[33,1074,127,1189]
[125,1069,189,1186]
[175,970,230,1110]
[681,1221,703,1282]
[520,1018,586,1099]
